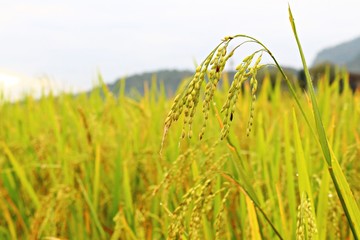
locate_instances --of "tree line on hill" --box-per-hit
[102,63,359,99]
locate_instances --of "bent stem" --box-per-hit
[229,33,317,139]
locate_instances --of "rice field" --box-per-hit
[0,68,359,239]
[1,8,360,240]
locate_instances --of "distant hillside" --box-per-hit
[313,36,360,73]
[108,69,193,98]
[106,67,298,98]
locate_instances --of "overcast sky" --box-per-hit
[0,0,360,94]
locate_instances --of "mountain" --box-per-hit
[104,66,298,98]
[107,69,193,98]
[312,36,360,73]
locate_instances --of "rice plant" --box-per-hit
[162,5,360,240]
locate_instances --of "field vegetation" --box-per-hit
[0,7,359,240]
[1,68,359,240]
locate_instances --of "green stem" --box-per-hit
[287,8,331,166]
[288,5,359,239]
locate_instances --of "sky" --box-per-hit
[0,0,360,99]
